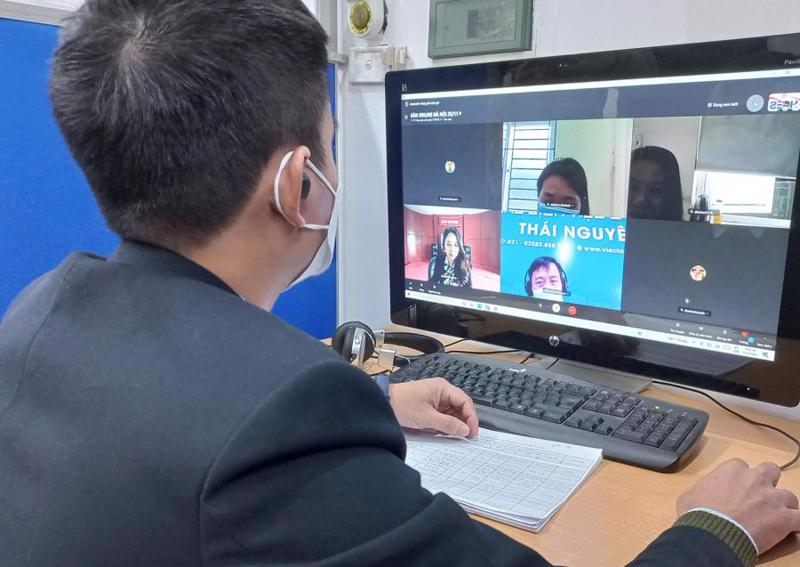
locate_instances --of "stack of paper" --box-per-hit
[404,428,602,532]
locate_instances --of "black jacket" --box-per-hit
[428,254,472,288]
[0,241,743,566]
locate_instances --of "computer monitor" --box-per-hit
[386,33,800,407]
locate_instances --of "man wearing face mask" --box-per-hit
[2,2,799,567]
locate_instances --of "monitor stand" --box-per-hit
[547,358,652,394]
[478,330,651,394]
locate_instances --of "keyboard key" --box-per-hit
[671,422,693,438]
[627,416,644,429]
[596,425,613,435]
[525,408,544,419]
[494,399,511,410]
[471,394,495,406]
[510,403,530,414]
[560,396,584,410]
[653,425,674,437]
[533,403,563,415]
[598,403,616,414]
[644,434,665,447]
[582,400,601,412]
[612,406,632,418]
[615,429,647,443]
[642,416,663,428]
[542,412,566,423]
[661,431,688,451]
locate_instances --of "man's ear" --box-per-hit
[273,146,311,227]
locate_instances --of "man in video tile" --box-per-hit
[524,256,569,298]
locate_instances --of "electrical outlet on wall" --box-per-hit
[349,45,407,84]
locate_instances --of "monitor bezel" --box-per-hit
[386,33,800,407]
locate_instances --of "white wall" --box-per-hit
[554,119,631,218]
[301,0,317,15]
[338,0,800,329]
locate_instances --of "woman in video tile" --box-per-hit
[537,158,590,215]
[428,227,473,288]
[524,256,569,299]
[628,146,684,221]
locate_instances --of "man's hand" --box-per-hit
[388,378,479,438]
[676,458,800,553]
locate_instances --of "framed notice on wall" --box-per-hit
[428,0,533,59]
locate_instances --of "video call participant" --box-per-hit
[1,2,798,566]
[628,146,685,221]
[525,256,569,298]
[537,157,591,215]
[429,227,472,288]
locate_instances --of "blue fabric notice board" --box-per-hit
[0,18,336,339]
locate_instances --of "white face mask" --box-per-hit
[532,288,562,300]
[274,151,341,290]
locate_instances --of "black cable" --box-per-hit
[519,353,535,364]
[446,348,522,355]
[443,337,470,349]
[652,380,800,471]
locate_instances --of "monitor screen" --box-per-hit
[386,34,800,406]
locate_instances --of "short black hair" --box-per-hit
[50,0,329,246]
[537,158,590,215]
[525,256,568,296]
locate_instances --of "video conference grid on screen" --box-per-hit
[401,69,800,362]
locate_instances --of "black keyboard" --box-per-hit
[390,353,709,471]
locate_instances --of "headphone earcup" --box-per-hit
[331,323,350,357]
[331,321,376,363]
[524,268,532,296]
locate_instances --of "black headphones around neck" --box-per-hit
[331,321,444,368]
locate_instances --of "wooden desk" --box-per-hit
[361,328,800,567]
